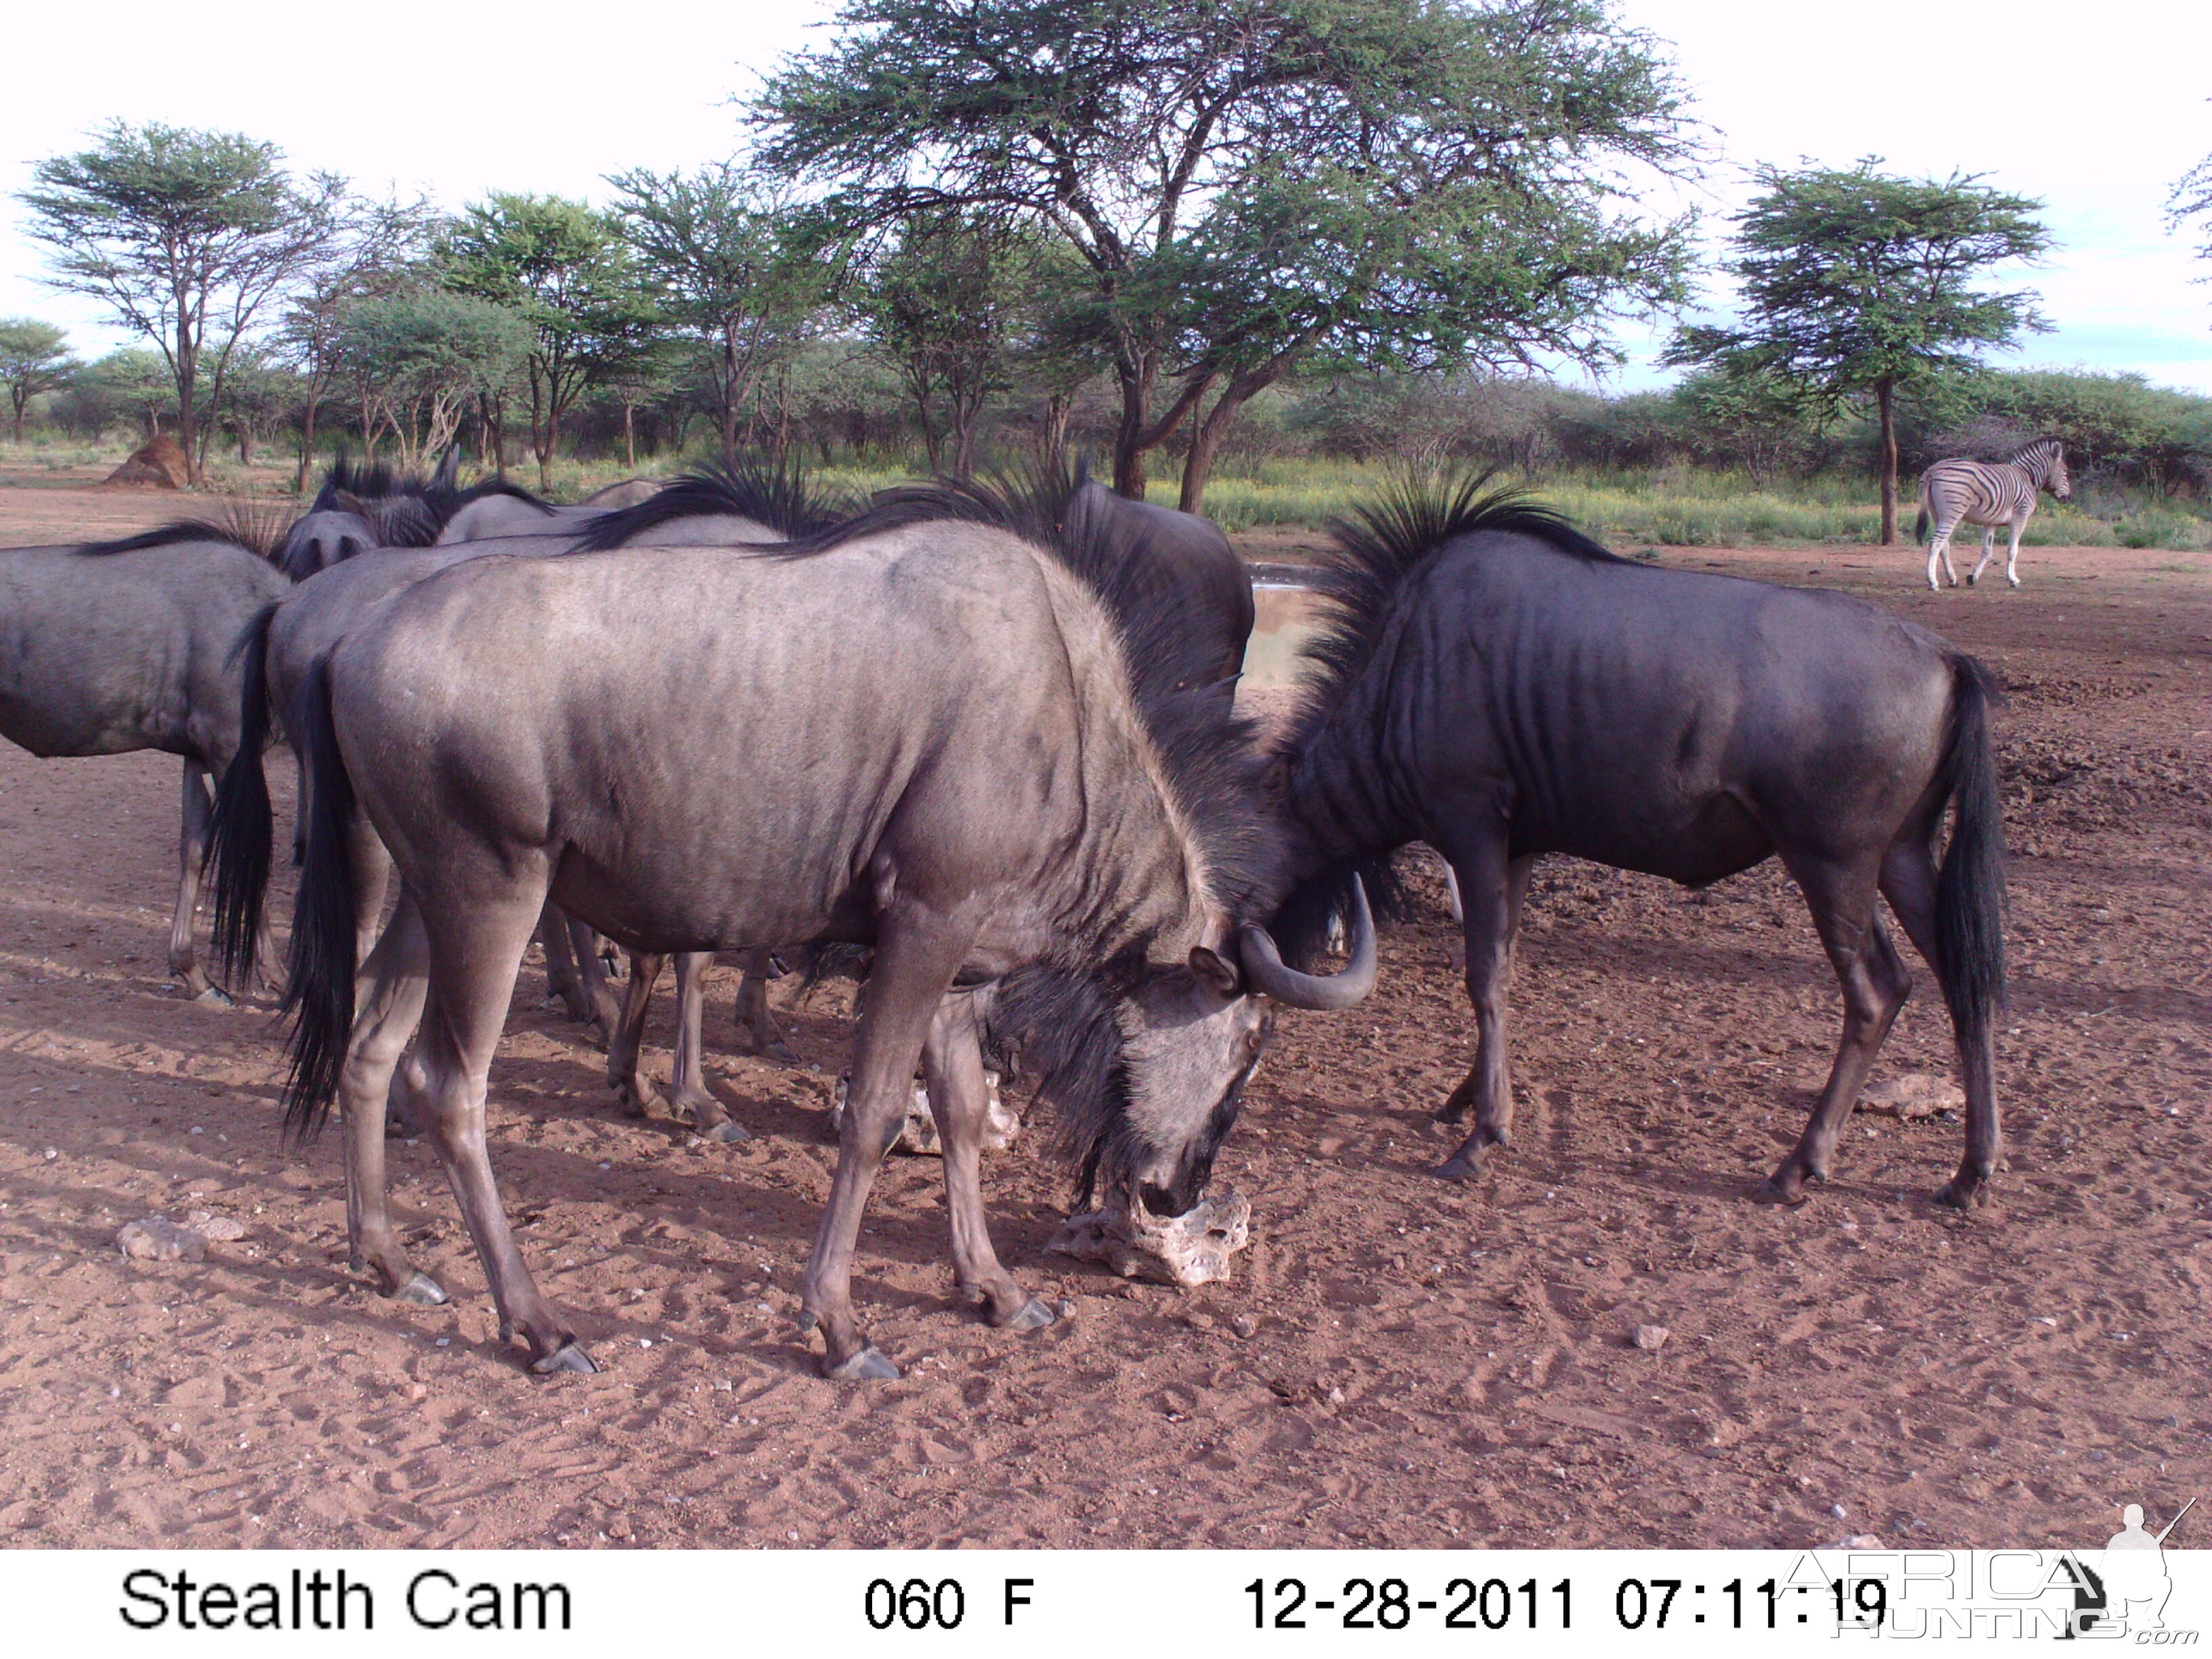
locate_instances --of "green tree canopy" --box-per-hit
[16,121,346,483]
[0,318,82,443]
[755,0,1698,509]
[333,289,533,470]
[1665,159,2052,542]
[439,193,659,488]
[605,164,829,460]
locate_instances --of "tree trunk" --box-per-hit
[1178,366,1284,514]
[623,402,636,470]
[1877,377,1899,546]
[1038,392,1071,474]
[295,391,321,493]
[9,394,24,445]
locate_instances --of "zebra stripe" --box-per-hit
[1916,438,2070,591]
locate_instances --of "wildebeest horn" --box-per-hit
[1237,877,1377,1010]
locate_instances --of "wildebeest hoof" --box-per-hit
[826,1346,901,1382]
[1433,1149,1490,1181]
[1003,1296,1058,1333]
[530,1340,598,1376]
[393,1271,448,1307]
[701,1120,750,1143]
[794,1307,819,1333]
[1750,1175,1812,1206]
[1934,1178,1988,1210]
[758,1040,800,1065]
[190,983,234,1007]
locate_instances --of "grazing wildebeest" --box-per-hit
[1269,474,2006,1208]
[1917,437,2071,591]
[266,489,1372,1378]
[0,521,290,999]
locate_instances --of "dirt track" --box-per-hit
[1,483,2207,1549]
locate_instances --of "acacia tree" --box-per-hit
[855,211,1059,476]
[440,194,659,489]
[755,0,1697,509]
[605,165,828,462]
[332,289,533,470]
[1666,159,2051,543]
[0,319,81,443]
[277,194,438,487]
[16,122,345,483]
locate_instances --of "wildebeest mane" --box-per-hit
[305,456,549,547]
[791,467,1284,920]
[573,457,853,551]
[78,501,288,562]
[975,965,1133,1206]
[1266,471,1625,967]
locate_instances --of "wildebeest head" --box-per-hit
[1000,882,1376,1218]
[275,508,384,579]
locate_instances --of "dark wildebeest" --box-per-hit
[1269,474,2006,1208]
[0,521,291,999]
[265,489,1373,1378]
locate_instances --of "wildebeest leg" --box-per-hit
[340,897,443,1305]
[606,956,663,1124]
[413,892,592,1374]
[735,947,798,1063]
[170,758,226,1004]
[348,811,393,967]
[1435,848,1535,1179]
[668,951,745,1138]
[1877,841,2001,1208]
[538,901,589,1021]
[1753,855,1912,1204]
[565,912,620,1042]
[607,951,665,1118]
[922,995,1052,1332]
[801,899,979,1380]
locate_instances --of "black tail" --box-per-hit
[1914,504,1930,543]
[1933,655,2007,1046]
[279,657,360,1139]
[205,605,279,990]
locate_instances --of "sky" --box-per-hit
[2,0,2207,396]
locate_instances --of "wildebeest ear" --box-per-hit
[1188,945,1242,998]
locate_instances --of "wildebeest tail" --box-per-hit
[205,603,279,991]
[279,657,359,1139]
[1933,655,2007,1045]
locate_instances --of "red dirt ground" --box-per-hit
[1,483,2206,1549]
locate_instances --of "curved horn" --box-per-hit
[1237,876,1377,1010]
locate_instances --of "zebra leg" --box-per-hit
[2004,520,2026,588]
[1926,522,1961,590]
[1967,527,1999,587]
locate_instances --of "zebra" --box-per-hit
[1915,437,2071,591]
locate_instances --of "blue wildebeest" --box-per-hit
[259,487,1373,1378]
[0,518,291,999]
[1269,474,2007,1208]
[210,464,845,1135]
[1916,437,2071,591]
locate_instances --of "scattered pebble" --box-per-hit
[1830,1503,1849,1519]
[1229,1313,1257,1339]
[1633,1324,1670,1351]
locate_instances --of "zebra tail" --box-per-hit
[205,604,279,991]
[1914,504,1929,543]
[279,656,359,1141]
[1933,655,2007,1047]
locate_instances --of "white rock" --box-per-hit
[1859,1073,1965,1120]
[1633,1323,1671,1351]
[117,1218,206,1262]
[185,1210,246,1242]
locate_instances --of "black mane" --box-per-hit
[79,501,287,562]
[1267,471,1624,965]
[1282,470,1624,763]
[574,458,853,551]
[304,455,550,546]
